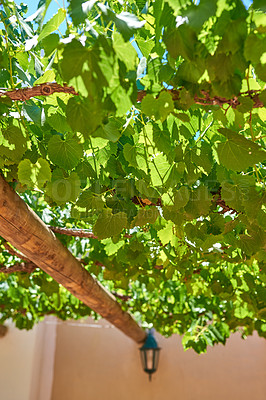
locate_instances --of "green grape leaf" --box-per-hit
[244,33,266,64]
[60,40,90,81]
[236,96,254,113]
[164,25,198,60]
[93,209,127,239]
[46,169,81,204]
[190,142,213,175]
[111,85,134,116]
[112,33,137,70]
[66,97,102,137]
[68,0,90,25]
[97,118,121,142]
[1,0,266,353]
[255,62,266,81]
[34,70,56,86]
[152,122,172,154]
[253,0,266,11]
[150,153,171,186]
[75,160,96,186]
[76,190,105,210]
[220,172,254,213]
[18,158,51,188]
[260,90,266,106]
[131,207,159,227]
[48,135,83,170]
[174,186,190,209]
[135,180,160,202]
[185,186,212,218]
[99,4,146,41]
[183,0,217,31]
[142,92,174,121]
[46,111,71,133]
[123,143,138,167]
[38,8,66,42]
[41,33,60,56]
[136,37,154,59]
[0,125,28,162]
[157,221,176,246]
[216,128,266,171]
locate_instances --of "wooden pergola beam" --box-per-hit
[0,175,146,344]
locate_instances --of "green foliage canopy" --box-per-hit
[0,0,266,353]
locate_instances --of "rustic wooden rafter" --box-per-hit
[0,175,146,344]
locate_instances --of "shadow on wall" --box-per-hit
[0,324,8,337]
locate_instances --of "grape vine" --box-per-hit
[0,0,265,353]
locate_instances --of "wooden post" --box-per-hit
[0,176,146,344]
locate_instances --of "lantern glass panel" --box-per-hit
[140,348,160,373]
[153,348,160,370]
[146,349,154,371]
[140,349,146,369]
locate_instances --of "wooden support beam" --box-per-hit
[0,175,146,344]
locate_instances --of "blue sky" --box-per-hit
[242,0,253,7]
[17,0,65,23]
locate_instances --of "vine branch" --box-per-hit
[49,226,132,240]
[0,83,264,109]
[1,242,37,273]
[49,226,99,239]
[3,242,31,261]
[0,82,78,101]
[0,261,36,273]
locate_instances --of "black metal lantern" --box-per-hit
[139,330,161,381]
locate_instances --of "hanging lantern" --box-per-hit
[139,330,161,381]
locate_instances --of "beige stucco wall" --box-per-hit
[0,317,265,400]
[51,318,266,400]
[29,317,57,400]
[0,321,39,400]
[0,318,56,400]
